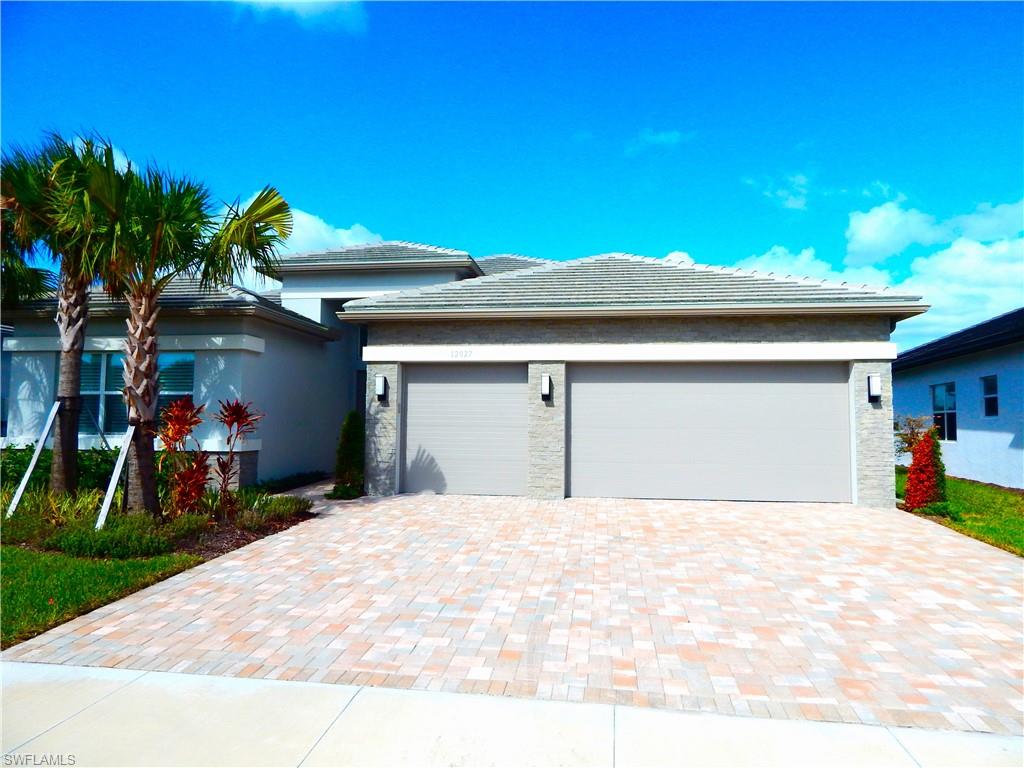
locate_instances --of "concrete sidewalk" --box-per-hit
[2,662,1020,768]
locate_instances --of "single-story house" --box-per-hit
[340,249,926,508]
[2,242,927,505]
[893,308,1023,489]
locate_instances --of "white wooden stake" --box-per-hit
[95,424,135,530]
[5,400,61,518]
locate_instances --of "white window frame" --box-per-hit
[930,381,957,442]
[981,375,998,418]
[75,352,195,436]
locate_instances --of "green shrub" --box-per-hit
[1,446,54,491]
[162,513,211,542]
[236,495,312,532]
[1,488,104,546]
[254,471,328,494]
[326,483,362,500]
[45,515,172,558]
[918,501,962,522]
[234,488,270,513]
[334,410,364,492]
[1,447,173,494]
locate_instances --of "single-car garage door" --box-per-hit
[568,363,852,502]
[401,364,528,495]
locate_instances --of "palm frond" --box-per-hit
[200,186,292,288]
[0,241,57,308]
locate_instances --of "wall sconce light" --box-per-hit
[540,373,553,401]
[375,374,388,402]
[867,373,882,403]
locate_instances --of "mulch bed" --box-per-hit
[176,511,318,560]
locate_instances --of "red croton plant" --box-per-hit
[213,399,263,519]
[157,398,210,518]
[903,428,947,512]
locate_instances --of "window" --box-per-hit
[78,352,195,435]
[981,375,998,417]
[931,382,957,441]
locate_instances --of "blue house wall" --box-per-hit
[893,342,1024,488]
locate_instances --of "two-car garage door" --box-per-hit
[400,362,852,502]
[568,363,851,502]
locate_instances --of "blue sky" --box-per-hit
[3,1,1022,349]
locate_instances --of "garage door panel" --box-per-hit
[568,363,851,502]
[402,364,528,495]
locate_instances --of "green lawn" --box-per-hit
[1,546,200,648]
[896,467,1024,557]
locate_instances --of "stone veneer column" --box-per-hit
[364,362,400,496]
[528,362,567,499]
[852,360,896,508]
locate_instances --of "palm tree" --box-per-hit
[89,164,291,515]
[1,135,106,493]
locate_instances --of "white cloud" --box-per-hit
[891,237,1024,349]
[844,198,1023,265]
[625,128,695,156]
[234,202,382,290]
[281,208,381,255]
[733,237,1024,350]
[233,0,367,32]
[845,202,944,265]
[947,200,1024,242]
[743,173,810,211]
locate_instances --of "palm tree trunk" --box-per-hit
[123,290,161,516]
[49,274,89,494]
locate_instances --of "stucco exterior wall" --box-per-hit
[363,315,898,505]
[2,314,353,486]
[280,269,467,322]
[893,343,1023,489]
[238,318,352,481]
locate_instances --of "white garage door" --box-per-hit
[401,364,528,495]
[568,363,852,502]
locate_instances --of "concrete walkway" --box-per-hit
[2,662,1020,767]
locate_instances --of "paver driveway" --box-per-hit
[5,491,1022,736]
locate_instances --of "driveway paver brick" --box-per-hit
[5,491,1022,735]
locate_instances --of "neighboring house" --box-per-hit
[893,308,1024,489]
[2,242,928,504]
[343,252,926,508]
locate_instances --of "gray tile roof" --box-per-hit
[275,241,481,275]
[7,277,333,337]
[341,253,927,319]
[476,254,552,275]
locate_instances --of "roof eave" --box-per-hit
[5,304,337,341]
[338,302,930,323]
[893,333,1024,372]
